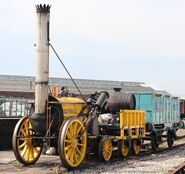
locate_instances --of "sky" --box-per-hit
[0,0,185,97]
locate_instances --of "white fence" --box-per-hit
[0,98,32,117]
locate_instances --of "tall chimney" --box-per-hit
[30,4,50,134]
[35,4,50,114]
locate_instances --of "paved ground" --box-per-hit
[0,151,62,174]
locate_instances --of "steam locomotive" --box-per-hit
[12,4,184,170]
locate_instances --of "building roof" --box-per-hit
[0,74,156,95]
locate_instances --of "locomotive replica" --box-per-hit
[12,4,183,169]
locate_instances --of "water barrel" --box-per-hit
[104,92,136,113]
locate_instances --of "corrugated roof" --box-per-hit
[0,74,156,94]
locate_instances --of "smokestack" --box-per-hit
[35,4,50,114]
[30,4,51,134]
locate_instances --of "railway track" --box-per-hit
[140,134,185,154]
[58,135,185,173]
[169,163,185,174]
[140,140,185,157]
[143,134,185,148]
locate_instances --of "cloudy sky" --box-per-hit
[0,0,185,97]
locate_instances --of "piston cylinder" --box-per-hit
[95,92,109,111]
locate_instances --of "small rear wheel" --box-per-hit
[119,140,130,158]
[151,131,159,151]
[58,117,87,169]
[12,116,42,165]
[99,136,112,162]
[167,130,174,148]
[131,139,141,155]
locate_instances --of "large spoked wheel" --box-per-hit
[151,131,159,151]
[12,116,42,165]
[99,136,112,162]
[119,140,130,158]
[58,117,87,169]
[167,130,174,148]
[131,139,141,155]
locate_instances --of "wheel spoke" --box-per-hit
[65,144,72,152]
[21,145,27,157]
[25,147,30,161]
[24,120,29,134]
[103,151,108,160]
[73,148,78,163]
[75,124,79,136]
[66,147,72,160]
[73,122,77,132]
[105,153,109,160]
[20,127,27,136]
[19,137,29,141]
[66,130,72,140]
[106,150,111,155]
[108,141,111,146]
[69,148,74,163]
[76,146,82,156]
[69,125,74,138]
[34,147,39,154]
[29,147,34,160]
[76,125,82,135]
[103,150,107,156]
[64,139,71,143]
[18,142,26,150]
[77,143,85,147]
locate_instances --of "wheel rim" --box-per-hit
[16,117,42,163]
[121,141,129,157]
[133,140,141,155]
[151,132,159,151]
[103,138,112,161]
[63,119,87,167]
[167,132,174,147]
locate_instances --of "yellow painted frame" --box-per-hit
[117,110,146,140]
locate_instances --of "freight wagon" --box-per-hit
[134,92,184,150]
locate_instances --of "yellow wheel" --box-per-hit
[119,140,130,158]
[99,136,112,162]
[131,139,141,155]
[12,116,42,165]
[58,117,87,169]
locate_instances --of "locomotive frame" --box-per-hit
[12,91,146,169]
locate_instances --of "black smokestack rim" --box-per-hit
[36,4,51,13]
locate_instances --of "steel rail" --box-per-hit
[168,162,185,174]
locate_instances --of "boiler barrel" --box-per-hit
[104,93,136,113]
